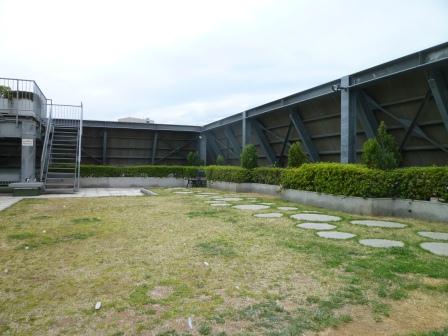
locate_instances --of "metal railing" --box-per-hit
[39,102,54,182]
[0,77,47,124]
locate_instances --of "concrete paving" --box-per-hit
[297,223,337,230]
[277,206,298,211]
[317,231,356,239]
[418,231,448,241]
[0,188,143,212]
[359,239,404,248]
[254,212,283,218]
[233,204,270,211]
[0,196,23,212]
[350,220,407,228]
[291,213,341,222]
[420,242,448,256]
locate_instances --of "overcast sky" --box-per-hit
[1,0,447,125]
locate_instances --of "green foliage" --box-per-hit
[240,144,258,169]
[0,85,12,99]
[186,151,202,166]
[205,165,252,183]
[80,165,200,178]
[287,142,307,167]
[362,121,401,170]
[280,163,448,201]
[251,167,283,185]
[215,154,225,166]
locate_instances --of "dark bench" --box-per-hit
[186,170,207,188]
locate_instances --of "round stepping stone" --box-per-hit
[291,214,341,222]
[418,231,448,241]
[359,239,404,248]
[198,192,219,195]
[297,223,336,230]
[350,220,406,228]
[233,204,270,211]
[317,231,356,239]
[174,191,193,194]
[210,203,230,207]
[420,242,448,256]
[254,212,283,218]
[278,206,298,211]
[301,210,322,213]
[260,202,275,206]
[213,197,243,202]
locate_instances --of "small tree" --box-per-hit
[361,121,401,170]
[240,144,258,169]
[187,151,202,166]
[215,154,225,165]
[287,142,307,167]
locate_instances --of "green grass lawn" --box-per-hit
[1,188,448,335]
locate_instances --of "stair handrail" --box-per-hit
[40,101,53,182]
[74,102,83,191]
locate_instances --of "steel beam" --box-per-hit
[428,70,448,132]
[224,126,241,156]
[102,129,108,164]
[242,111,251,148]
[206,132,221,161]
[83,120,201,132]
[399,90,431,151]
[199,135,207,165]
[340,76,357,163]
[252,119,277,165]
[151,132,158,164]
[279,122,292,159]
[289,109,320,162]
[357,92,378,138]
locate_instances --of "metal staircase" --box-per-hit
[40,103,83,193]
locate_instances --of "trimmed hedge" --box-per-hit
[80,163,448,202]
[281,163,448,201]
[80,165,200,178]
[205,166,252,184]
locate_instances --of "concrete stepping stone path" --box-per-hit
[260,202,275,206]
[254,212,283,218]
[174,191,194,194]
[420,242,448,256]
[277,206,298,211]
[317,231,356,239]
[297,223,337,230]
[291,214,341,222]
[359,239,404,248]
[213,197,243,202]
[233,204,270,211]
[350,220,407,228]
[418,231,448,241]
[210,203,230,207]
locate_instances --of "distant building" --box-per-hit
[118,117,154,124]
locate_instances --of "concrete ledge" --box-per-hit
[80,177,186,188]
[208,181,448,223]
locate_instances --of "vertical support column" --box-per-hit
[242,111,251,148]
[199,134,207,165]
[102,129,108,164]
[151,131,158,165]
[21,120,37,181]
[340,76,357,163]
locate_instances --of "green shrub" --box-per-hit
[187,151,202,166]
[251,167,284,185]
[362,122,401,170]
[280,163,448,201]
[205,166,252,183]
[287,142,307,167]
[80,165,199,178]
[215,154,225,166]
[240,144,258,169]
[281,163,393,198]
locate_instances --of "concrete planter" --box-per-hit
[208,180,448,223]
[80,176,187,188]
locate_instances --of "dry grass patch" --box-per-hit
[0,188,447,335]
